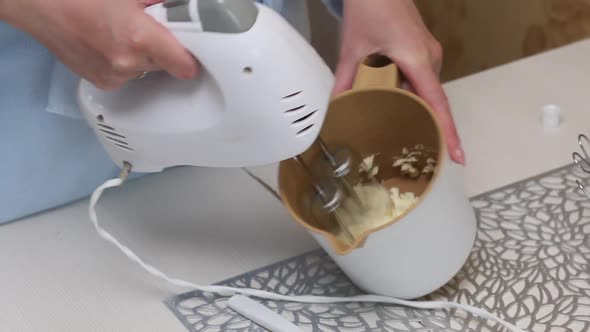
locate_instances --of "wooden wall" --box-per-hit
[307,0,341,71]
[308,0,590,82]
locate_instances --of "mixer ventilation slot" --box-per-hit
[114,143,133,151]
[282,91,302,100]
[292,110,317,125]
[96,121,134,152]
[99,129,126,139]
[105,136,129,146]
[97,123,115,131]
[296,124,314,136]
[285,105,306,114]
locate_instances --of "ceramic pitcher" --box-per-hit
[278,55,477,299]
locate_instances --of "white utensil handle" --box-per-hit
[228,295,303,332]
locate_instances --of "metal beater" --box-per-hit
[293,137,373,243]
[293,155,355,241]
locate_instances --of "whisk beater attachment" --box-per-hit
[572,134,590,200]
[293,137,397,245]
[293,156,356,242]
[316,137,365,209]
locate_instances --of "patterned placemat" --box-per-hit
[165,163,590,332]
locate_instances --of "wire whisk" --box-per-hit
[572,134,590,200]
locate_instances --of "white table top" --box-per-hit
[1,39,590,332]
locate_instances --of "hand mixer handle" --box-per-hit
[146,0,258,34]
[352,55,401,91]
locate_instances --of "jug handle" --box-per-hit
[352,55,400,91]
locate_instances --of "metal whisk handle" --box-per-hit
[573,134,590,201]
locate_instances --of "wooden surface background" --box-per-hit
[308,0,590,82]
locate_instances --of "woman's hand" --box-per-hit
[333,0,465,165]
[1,0,199,90]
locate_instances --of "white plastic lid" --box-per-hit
[542,104,561,128]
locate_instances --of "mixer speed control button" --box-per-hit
[164,0,189,8]
[164,0,191,22]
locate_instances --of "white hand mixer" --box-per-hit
[78,0,364,239]
[77,2,526,330]
[78,0,333,172]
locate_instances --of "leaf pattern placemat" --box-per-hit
[165,163,590,331]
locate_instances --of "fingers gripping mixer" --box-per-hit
[78,0,334,172]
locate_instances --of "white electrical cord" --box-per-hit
[89,169,526,332]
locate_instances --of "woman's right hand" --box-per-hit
[1,0,199,90]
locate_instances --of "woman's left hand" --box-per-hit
[333,0,465,165]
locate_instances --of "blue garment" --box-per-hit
[0,1,342,225]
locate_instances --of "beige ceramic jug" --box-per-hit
[278,55,477,299]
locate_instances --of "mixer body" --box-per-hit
[78,0,334,172]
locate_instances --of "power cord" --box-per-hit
[89,165,525,332]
